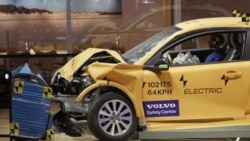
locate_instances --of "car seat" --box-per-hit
[224,33,243,60]
[222,46,236,61]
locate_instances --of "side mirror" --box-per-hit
[144,58,169,72]
[155,58,169,70]
[157,64,169,70]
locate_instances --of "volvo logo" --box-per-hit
[146,103,176,109]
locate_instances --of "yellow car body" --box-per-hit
[52,17,250,140]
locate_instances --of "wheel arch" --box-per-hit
[76,80,143,118]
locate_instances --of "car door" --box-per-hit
[142,31,250,121]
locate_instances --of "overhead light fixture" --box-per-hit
[5,73,9,80]
[140,0,154,4]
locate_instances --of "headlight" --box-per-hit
[72,75,94,90]
[83,76,94,87]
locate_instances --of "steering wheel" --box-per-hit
[167,54,173,64]
[163,51,173,64]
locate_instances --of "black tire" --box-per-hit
[53,111,82,137]
[87,92,138,141]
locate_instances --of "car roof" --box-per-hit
[175,17,249,33]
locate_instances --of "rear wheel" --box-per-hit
[87,92,138,141]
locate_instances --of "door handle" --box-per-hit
[224,71,242,79]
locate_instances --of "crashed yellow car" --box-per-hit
[51,16,250,141]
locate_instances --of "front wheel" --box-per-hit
[87,92,138,141]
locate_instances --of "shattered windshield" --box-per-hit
[122,26,181,64]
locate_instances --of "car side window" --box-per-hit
[163,31,246,65]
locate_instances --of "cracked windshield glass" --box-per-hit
[122,26,181,64]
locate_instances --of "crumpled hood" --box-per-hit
[59,48,126,81]
[87,62,143,92]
